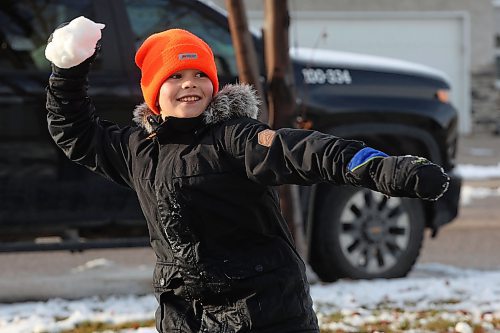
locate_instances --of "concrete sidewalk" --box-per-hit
[457,133,500,165]
[0,248,156,302]
[416,132,500,270]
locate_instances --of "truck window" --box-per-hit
[124,0,238,79]
[0,0,94,71]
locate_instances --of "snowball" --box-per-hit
[45,16,105,68]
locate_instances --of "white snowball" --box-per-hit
[45,16,105,69]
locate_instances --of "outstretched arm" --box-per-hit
[225,118,449,200]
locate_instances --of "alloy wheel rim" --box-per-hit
[338,189,411,274]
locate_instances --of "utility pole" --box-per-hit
[226,0,268,123]
[263,0,308,259]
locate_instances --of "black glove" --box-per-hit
[47,25,100,78]
[346,149,450,201]
[51,44,100,78]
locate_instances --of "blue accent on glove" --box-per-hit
[348,147,389,172]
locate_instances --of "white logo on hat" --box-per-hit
[178,53,198,60]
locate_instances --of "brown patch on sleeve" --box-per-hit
[258,129,276,147]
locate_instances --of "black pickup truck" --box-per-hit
[0,0,460,281]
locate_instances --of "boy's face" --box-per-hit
[158,68,214,119]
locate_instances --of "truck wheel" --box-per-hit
[310,185,424,282]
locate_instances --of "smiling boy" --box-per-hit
[46,19,449,333]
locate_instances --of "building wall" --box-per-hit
[212,0,498,134]
[212,0,494,72]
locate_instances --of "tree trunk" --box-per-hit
[263,0,308,259]
[225,0,268,123]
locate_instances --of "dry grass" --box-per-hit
[59,319,155,333]
[50,306,500,333]
[319,307,499,333]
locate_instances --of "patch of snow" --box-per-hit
[0,295,156,333]
[71,258,115,273]
[310,266,500,313]
[1,264,499,333]
[455,322,473,333]
[456,163,500,180]
[460,185,500,205]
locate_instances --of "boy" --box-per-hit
[46,17,449,333]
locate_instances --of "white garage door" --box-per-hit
[248,11,471,133]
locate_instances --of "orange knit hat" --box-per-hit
[135,29,219,115]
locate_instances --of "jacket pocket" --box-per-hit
[152,261,183,293]
[216,240,310,329]
[156,290,200,333]
[244,264,309,330]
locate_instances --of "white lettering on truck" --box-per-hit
[301,68,352,85]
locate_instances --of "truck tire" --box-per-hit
[310,185,425,282]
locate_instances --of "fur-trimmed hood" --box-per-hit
[132,83,260,134]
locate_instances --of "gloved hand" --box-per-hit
[45,16,105,68]
[346,148,450,201]
[45,16,104,77]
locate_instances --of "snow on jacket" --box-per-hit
[46,69,366,332]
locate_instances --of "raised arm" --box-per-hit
[45,17,136,188]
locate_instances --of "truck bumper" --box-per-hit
[430,167,462,235]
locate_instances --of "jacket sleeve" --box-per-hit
[224,118,365,186]
[46,71,136,189]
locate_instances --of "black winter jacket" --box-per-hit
[46,71,366,332]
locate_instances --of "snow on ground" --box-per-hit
[457,163,500,180]
[0,264,499,333]
[310,263,500,313]
[311,264,500,332]
[0,295,157,333]
[1,163,499,333]
[457,163,500,205]
[460,185,500,205]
